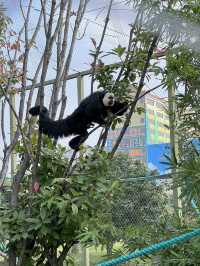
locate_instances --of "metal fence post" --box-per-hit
[168,84,182,218]
[77,76,90,266]
[77,76,84,105]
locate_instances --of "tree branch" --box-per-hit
[18,0,33,124]
[50,0,88,118]
[1,100,7,149]
[48,0,69,117]
[90,0,113,94]
[114,7,143,85]
[109,33,160,158]
[28,3,43,48]
[58,242,75,265]
[0,88,32,159]
[40,0,48,36]
[31,0,57,193]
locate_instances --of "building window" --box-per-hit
[148,109,154,115]
[157,112,163,118]
[132,136,142,147]
[139,127,145,135]
[131,128,137,135]
[140,118,145,124]
[149,118,155,125]
[125,128,130,135]
[119,139,130,148]
[158,131,164,137]
[129,148,144,157]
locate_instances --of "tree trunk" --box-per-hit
[47,248,59,266]
[106,242,113,256]
[8,247,16,266]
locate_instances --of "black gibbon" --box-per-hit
[29,91,128,150]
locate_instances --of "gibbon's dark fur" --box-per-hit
[29,91,128,150]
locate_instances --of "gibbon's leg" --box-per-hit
[69,134,88,150]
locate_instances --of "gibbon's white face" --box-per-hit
[103,92,115,107]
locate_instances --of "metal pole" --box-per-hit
[168,84,182,218]
[77,76,84,105]
[5,62,123,96]
[77,76,90,266]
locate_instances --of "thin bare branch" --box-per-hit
[138,81,166,100]
[63,150,78,179]
[33,0,57,189]
[114,8,143,85]
[1,88,32,159]
[59,95,67,119]
[109,33,160,158]
[50,0,88,119]
[1,100,7,149]
[40,0,48,36]
[10,153,30,207]
[55,0,72,119]
[99,125,110,151]
[0,148,10,187]
[96,128,105,149]
[37,0,56,106]
[48,0,69,117]
[28,6,43,48]
[26,55,44,119]
[18,0,33,123]
[90,0,113,94]
[59,0,72,66]
[0,143,13,184]
[19,0,26,20]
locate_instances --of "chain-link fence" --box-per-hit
[111,177,172,228]
[89,175,198,266]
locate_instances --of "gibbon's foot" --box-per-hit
[69,135,88,150]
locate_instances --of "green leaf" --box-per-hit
[40,207,46,220]
[112,45,126,57]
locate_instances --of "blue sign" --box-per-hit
[147,143,170,173]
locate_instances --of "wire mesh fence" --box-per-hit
[89,175,199,266]
[111,177,172,228]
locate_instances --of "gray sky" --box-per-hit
[2,0,200,176]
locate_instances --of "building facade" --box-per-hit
[106,93,170,171]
